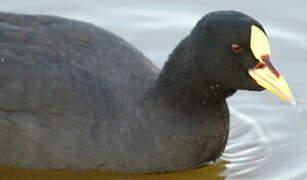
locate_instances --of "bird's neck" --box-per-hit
[151,75,235,108]
[149,37,236,108]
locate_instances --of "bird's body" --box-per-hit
[0,11,294,173]
[0,13,228,173]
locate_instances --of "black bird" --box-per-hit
[0,11,295,173]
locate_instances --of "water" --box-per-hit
[0,0,306,179]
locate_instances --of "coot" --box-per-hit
[0,10,295,173]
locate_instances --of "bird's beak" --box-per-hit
[248,25,296,105]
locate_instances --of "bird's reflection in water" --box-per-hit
[0,162,226,180]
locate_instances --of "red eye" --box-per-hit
[231,44,243,53]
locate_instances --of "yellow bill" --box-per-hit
[248,25,296,105]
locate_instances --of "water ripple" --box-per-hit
[221,106,271,179]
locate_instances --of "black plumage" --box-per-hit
[0,11,266,173]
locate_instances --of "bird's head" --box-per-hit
[187,10,295,104]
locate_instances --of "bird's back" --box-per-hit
[0,12,158,170]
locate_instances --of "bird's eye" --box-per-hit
[231,44,243,53]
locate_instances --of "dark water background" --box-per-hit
[0,0,306,179]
